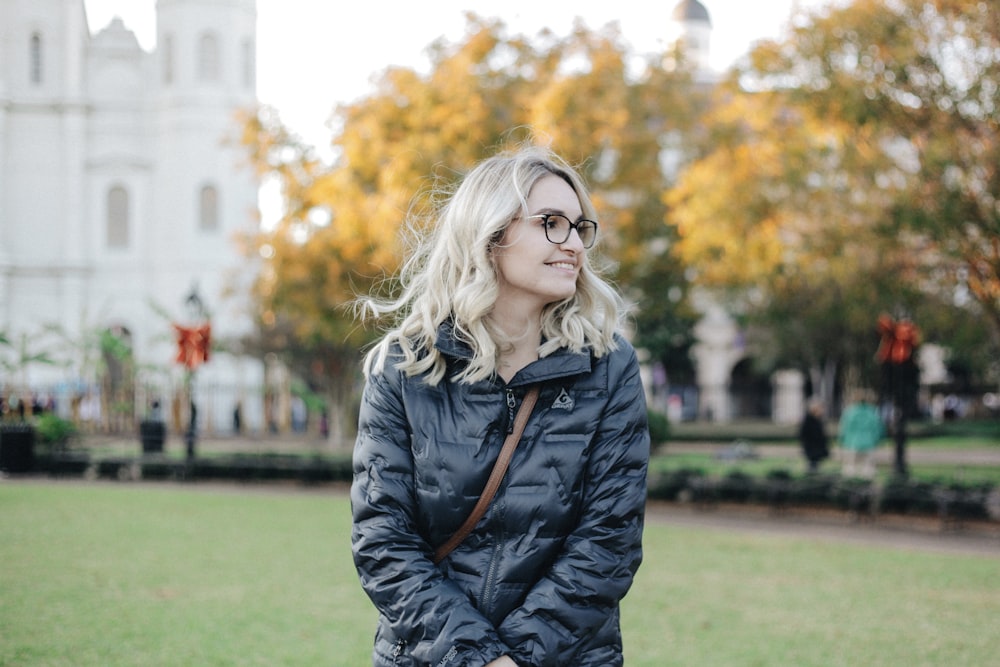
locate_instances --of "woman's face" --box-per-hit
[493,173,587,316]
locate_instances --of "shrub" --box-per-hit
[647,410,670,446]
[34,413,77,450]
[880,478,938,515]
[717,470,755,503]
[648,467,705,501]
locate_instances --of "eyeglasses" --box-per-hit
[526,214,599,249]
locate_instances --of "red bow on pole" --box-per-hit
[173,323,211,370]
[875,315,919,365]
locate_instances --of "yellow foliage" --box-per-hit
[240,14,703,352]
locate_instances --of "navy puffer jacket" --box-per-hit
[351,328,649,667]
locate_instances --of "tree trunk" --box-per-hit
[808,359,838,414]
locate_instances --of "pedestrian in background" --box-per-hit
[798,397,829,473]
[838,389,884,479]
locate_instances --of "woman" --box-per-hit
[351,146,650,666]
[838,389,884,479]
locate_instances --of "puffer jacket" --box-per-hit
[351,326,649,667]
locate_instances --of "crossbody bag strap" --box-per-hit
[433,384,540,565]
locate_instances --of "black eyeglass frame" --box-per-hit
[525,213,599,249]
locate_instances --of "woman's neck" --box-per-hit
[489,304,542,383]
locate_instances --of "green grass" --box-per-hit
[1,483,372,666]
[2,483,998,666]
[625,527,999,666]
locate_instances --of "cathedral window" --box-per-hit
[198,32,220,82]
[162,34,174,84]
[107,186,130,248]
[30,32,43,84]
[199,184,219,231]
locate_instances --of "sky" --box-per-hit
[82,0,831,149]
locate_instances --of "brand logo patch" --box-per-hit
[552,388,574,410]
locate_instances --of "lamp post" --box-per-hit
[173,285,210,461]
[876,314,920,477]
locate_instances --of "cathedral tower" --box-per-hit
[150,0,258,338]
[667,0,713,80]
[0,1,263,432]
[0,0,90,331]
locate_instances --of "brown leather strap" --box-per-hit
[433,385,540,564]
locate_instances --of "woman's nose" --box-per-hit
[560,227,585,251]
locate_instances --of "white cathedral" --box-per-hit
[0,0,266,434]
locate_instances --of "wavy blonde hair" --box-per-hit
[361,145,625,385]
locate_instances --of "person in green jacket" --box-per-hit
[838,389,884,479]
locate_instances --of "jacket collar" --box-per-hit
[433,320,593,387]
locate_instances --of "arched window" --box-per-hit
[107,186,130,248]
[162,34,174,84]
[30,32,43,84]
[241,38,255,89]
[197,32,220,82]
[199,184,219,231]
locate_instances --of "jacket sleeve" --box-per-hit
[351,361,511,667]
[499,344,650,666]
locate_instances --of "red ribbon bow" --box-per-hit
[876,315,919,364]
[173,323,211,370]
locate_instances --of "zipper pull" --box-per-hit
[506,388,516,434]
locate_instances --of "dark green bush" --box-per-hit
[35,413,77,450]
[832,478,875,513]
[880,478,938,514]
[648,467,705,501]
[647,410,670,446]
[788,474,838,506]
[716,470,755,503]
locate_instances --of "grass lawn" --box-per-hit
[1,482,997,666]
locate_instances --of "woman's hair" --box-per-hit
[360,145,625,385]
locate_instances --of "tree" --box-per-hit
[746,0,1000,360]
[665,73,908,404]
[0,329,57,398]
[665,0,1000,405]
[241,15,704,441]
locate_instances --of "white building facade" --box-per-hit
[0,0,265,433]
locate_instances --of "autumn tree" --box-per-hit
[666,0,999,403]
[746,0,1000,369]
[242,14,704,443]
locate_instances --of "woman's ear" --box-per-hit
[488,226,507,255]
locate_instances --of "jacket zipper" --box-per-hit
[392,639,406,664]
[505,388,516,434]
[483,387,515,613]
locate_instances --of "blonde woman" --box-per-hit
[351,146,650,666]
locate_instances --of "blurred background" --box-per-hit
[1,0,997,453]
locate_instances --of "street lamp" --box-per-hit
[173,284,211,461]
[185,287,206,323]
[876,313,920,477]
